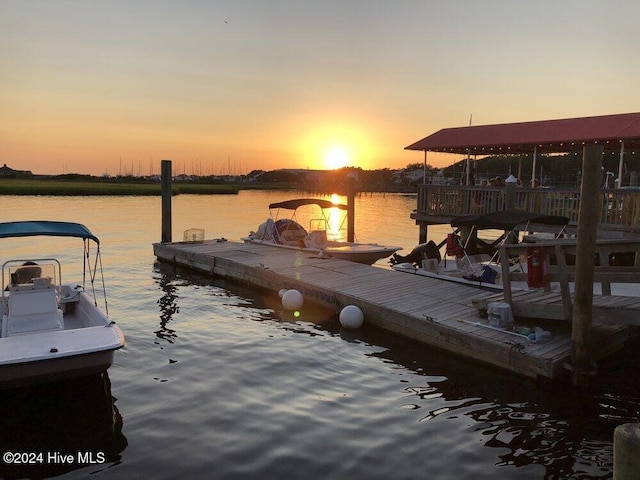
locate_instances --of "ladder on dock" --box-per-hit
[478,237,640,325]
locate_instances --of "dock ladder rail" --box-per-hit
[496,238,640,323]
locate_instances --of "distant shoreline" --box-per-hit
[0,178,417,196]
[0,178,241,196]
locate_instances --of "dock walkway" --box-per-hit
[153,240,633,380]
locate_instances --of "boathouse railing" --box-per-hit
[415,185,640,232]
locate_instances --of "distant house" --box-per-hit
[245,170,266,183]
[0,164,33,178]
[173,174,194,181]
[394,169,424,185]
[278,169,325,184]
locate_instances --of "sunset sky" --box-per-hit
[1,0,638,176]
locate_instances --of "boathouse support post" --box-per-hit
[505,175,516,210]
[422,150,428,187]
[418,222,427,244]
[504,175,518,242]
[617,141,625,188]
[571,145,603,386]
[161,160,172,243]
[531,145,538,187]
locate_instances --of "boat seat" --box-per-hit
[304,230,328,250]
[11,265,42,285]
[2,281,63,337]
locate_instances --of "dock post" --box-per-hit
[161,160,172,243]
[614,423,640,479]
[571,145,603,386]
[418,223,428,244]
[346,174,357,243]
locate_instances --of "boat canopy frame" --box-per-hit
[268,198,350,239]
[450,210,570,231]
[444,210,570,267]
[268,198,349,211]
[0,221,108,315]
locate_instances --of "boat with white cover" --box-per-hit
[391,211,571,291]
[243,198,402,265]
[0,221,125,388]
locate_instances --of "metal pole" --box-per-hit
[161,160,172,243]
[571,145,603,386]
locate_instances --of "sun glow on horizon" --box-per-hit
[296,120,372,170]
[323,146,350,170]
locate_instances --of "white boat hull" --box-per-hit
[0,290,124,389]
[391,263,507,291]
[243,237,400,265]
[0,349,118,389]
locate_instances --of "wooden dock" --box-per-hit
[153,240,634,380]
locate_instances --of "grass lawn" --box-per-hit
[0,179,239,196]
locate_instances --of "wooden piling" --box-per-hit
[418,223,428,244]
[161,160,172,243]
[346,175,356,243]
[571,145,603,385]
[614,423,640,479]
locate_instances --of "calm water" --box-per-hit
[0,190,639,480]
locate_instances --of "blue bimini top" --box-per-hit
[0,221,99,244]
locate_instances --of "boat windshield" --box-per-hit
[2,259,62,296]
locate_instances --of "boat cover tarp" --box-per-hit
[269,198,348,210]
[0,221,99,243]
[450,211,569,230]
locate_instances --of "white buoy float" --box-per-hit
[339,305,364,329]
[281,289,304,310]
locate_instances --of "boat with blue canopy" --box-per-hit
[0,221,124,388]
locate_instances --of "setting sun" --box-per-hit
[296,119,374,171]
[324,147,349,170]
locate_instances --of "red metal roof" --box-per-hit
[406,112,640,155]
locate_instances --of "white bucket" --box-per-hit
[487,302,514,330]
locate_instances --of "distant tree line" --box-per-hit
[7,149,639,191]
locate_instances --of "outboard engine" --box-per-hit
[390,240,441,265]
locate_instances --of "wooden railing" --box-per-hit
[415,185,640,232]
